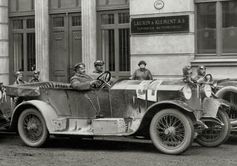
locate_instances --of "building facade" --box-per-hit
[6,0,130,84]
[0,0,236,84]
[130,0,237,79]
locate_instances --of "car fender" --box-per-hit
[216,86,237,98]
[134,100,196,136]
[146,100,196,119]
[10,100,58,133]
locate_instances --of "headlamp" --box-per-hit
[202,84,212,98]
[0,90,2,100]
[182,85,192,100]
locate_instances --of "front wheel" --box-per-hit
[150,108,194,155]
[18,108,49,147]
[196,109,230,147]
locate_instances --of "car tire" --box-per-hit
[196,109,230,147]
[18,108,49,147]
[150,108,194,155]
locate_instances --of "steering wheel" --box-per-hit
[96,71,112,88]
[204,74,213,82]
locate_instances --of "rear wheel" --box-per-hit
[150,108,194,155]
[18,108,49,147]
[196,109,230,147]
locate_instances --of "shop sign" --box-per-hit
[131,15,189,34]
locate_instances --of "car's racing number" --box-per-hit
[136,80,162,101]
[136,81,150,100]
[147,80,162,101]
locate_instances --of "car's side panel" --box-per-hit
[39,89,71,116]
[110,89,146,119]
[40,89,109,118]
[60,90,97,118]
[95,89,112,117]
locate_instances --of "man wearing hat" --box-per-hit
[70,62,101,90]
[71,62,104,118]
[94,60,104,74]
[29,70,40,83]
[90,60,105,79]
[13,71,26,85]
[131,60,153,80]
[194,65,213,83]
[182,65,196,84]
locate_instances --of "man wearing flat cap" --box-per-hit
[29,70,40,83]
[131,60,153,80]
[70,62,101,90]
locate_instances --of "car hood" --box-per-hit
[111,79,186,91]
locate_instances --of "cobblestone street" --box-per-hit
[1,133,237,166]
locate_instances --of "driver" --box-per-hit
[70,62,101,90]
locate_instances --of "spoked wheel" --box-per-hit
[18,108,49,147]
[150,109,194,155]
[196,109,230,147]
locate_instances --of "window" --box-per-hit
[196,0,237,56]
[53,16,64,27]
[72,15,81,26]
[196,3,216,54]
[100,11,130,78]
[97,0,129,6]
[11,17,36,72]
[101,29,115,71]
[101,14,114,24]
[9,0,34,13]
[49,0,81,10]
[222,1,237,53]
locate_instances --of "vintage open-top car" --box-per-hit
[0,71,231,155]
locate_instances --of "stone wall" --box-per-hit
[130,0,195,78]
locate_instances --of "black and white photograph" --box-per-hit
[0,0,237,165]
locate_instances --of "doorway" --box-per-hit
[50,13,82,83]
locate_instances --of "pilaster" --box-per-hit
[81,0,97,74]
[35,0,49,81]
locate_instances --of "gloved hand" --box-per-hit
[89,80,102,88]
